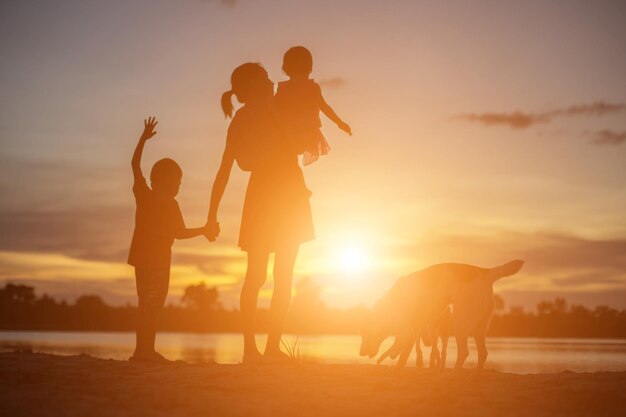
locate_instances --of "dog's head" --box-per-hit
[359,310,389,358]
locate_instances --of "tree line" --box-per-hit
[1,281,625,337]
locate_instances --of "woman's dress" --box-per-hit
[227,99,315,252]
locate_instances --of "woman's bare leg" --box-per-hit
[240,249,269,360]
[265,244,299,355]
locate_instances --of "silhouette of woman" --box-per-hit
[206,63,314,363]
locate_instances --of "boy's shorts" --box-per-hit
[135,268,170,312]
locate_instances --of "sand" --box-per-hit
[1,352,624,417]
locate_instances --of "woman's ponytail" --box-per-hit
[221,90,235,118]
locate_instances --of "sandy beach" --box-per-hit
[1,352,624,417]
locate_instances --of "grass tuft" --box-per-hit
[280,336,301,361]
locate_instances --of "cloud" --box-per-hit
[197,0,238,8]
[0,208,132,263]
[317,77,347,90]
[172,252,245,275]
[199,0,237,7]
[457,112,549,129]
[499,289,626,310]
[591,130,626,145]
[0,153,124,210]
[557,102,626,117]
[456,101,626,129]
[551,274,626,288]
[0,250,239,305]
[513,233,626,274]
[0,207,242,275]
[407,231,626,289]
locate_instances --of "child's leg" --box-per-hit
[265,244,299,354]
[134,268,169,357]
[145,269,170,354]
[240,249,269,356]
[134,268,150,357]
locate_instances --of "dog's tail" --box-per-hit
[488,260,524,283]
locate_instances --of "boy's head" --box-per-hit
[282,46,313,77]
[150,158,182,197]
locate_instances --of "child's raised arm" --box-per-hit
[315,87,352,136]
[131,117,158,182]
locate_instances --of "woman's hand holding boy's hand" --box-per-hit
[140,116,158,141]
[204,220,220,242]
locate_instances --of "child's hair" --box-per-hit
[221,63,269,118]
[282,46,313,77]
[150,158,182,185]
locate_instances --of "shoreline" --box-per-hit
[2,329,626,339]
[2,333,626,375]
[1,351,625,417]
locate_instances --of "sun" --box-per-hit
[338,245,368,274]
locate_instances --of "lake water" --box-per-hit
[1,331,626,374]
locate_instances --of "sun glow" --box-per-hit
[337,245,368,275]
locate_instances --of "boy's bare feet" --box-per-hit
[129,351,172,364]
[149,351,173,364]
[242,350,264,365]
[129,352,152,363]
[263,349,293,364]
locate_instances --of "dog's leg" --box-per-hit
[392,334,414,369]
[396,341,413,369]
[475,334,488,370]
[440,334,448,370]
[377,337,401,364]
[415,336,424,368]
[429,339,440,368]
[454,335,469,369]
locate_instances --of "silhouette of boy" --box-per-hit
[275,46,352,166]
[128,117,208,363]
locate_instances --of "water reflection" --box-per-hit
[1,332,625,374]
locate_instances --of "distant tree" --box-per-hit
[0,283,36,305]
[594,305,618,321]
[181,283,221,311]
[36,294,57,307]
[537,300,554,316]
[75,295,106,309]
[569,304,592,319]
[509,306,525,316]
[537,297,568,316]
[553,297,568,315]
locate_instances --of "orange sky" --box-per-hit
[1,0,625,310]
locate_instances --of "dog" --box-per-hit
[359,260,524,370]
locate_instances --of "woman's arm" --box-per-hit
[205,139,236,240]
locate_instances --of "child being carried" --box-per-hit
[275,46,352,166]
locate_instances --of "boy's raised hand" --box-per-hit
[140,116,158,141]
